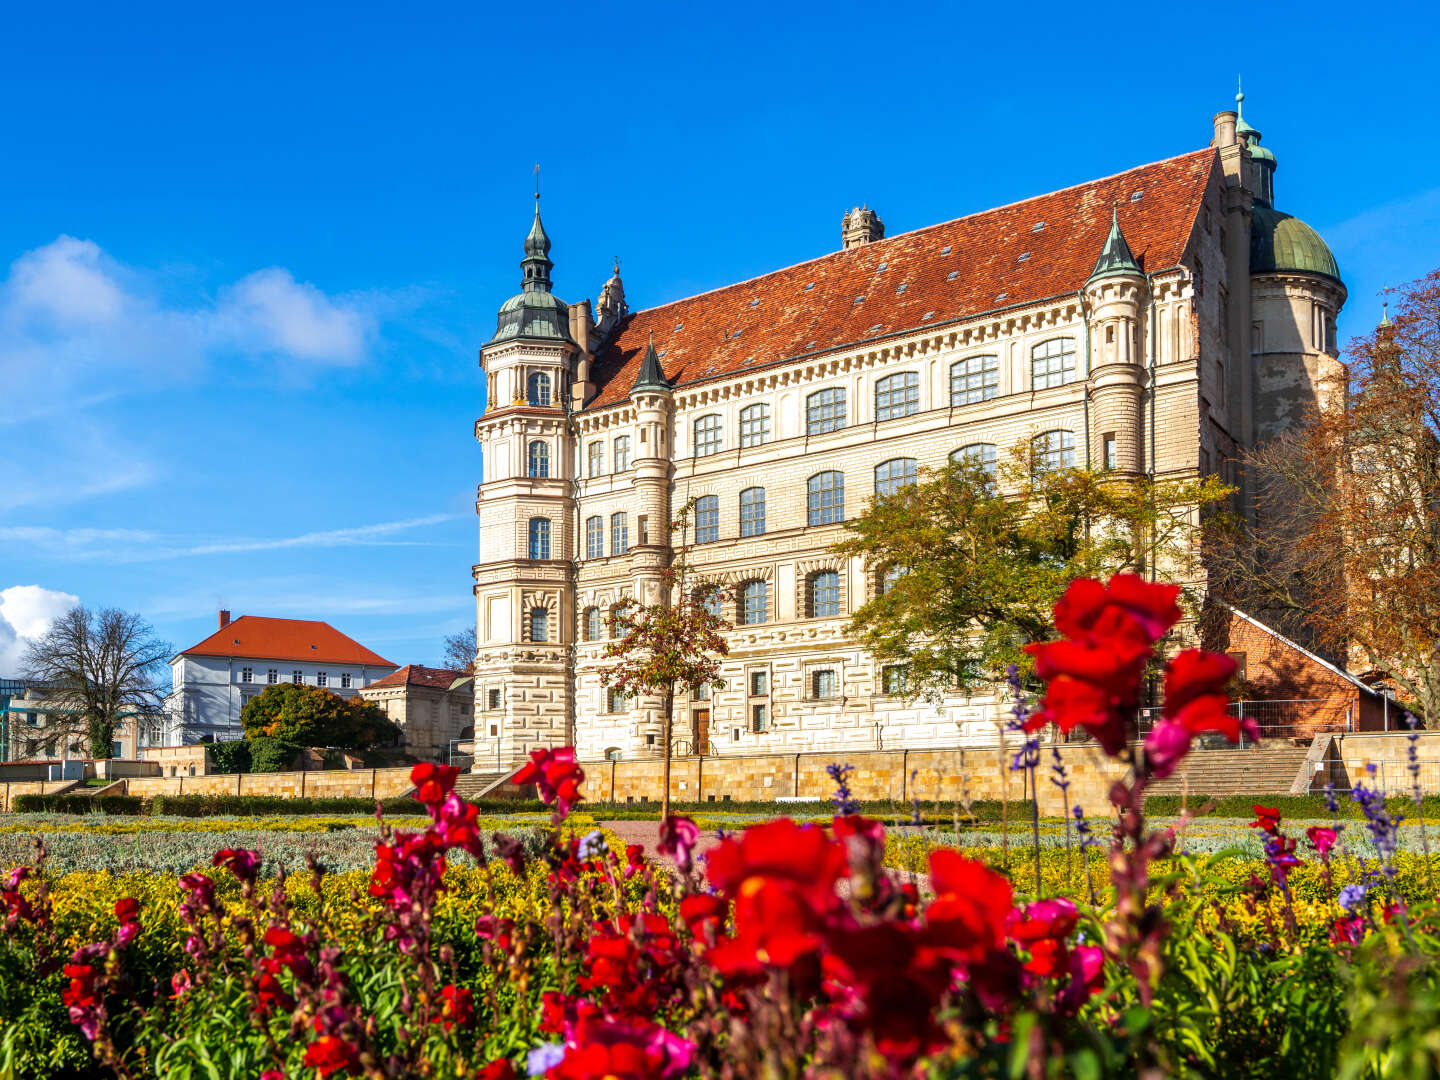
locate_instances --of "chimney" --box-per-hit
[1211,110,1238,148]
[219,610,231,629]
[841,206,885,249]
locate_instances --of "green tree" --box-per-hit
[239,683,400,749]
[604,499,730,820]
[834,449,1232,702]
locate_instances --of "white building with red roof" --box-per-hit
[471,93,1346,766]
[164,610,398,744]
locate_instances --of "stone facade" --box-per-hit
[471,96,1346,767]
[357,665,475,763]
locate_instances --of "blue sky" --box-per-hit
[1,1,1436,672]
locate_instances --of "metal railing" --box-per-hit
[669,737,719,758]
[1137,698,1355,746]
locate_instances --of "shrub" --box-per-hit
[240,683,399,748]
[147,794,430,817]
[206,739,252,774]
[9,794,144,815]
[247,736,302,773]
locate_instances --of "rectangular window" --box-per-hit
[1226,651,1248,684]
[638,515,649,545]
[693,682,710,700]
[613,436,630,472]
[530,608,549,643]
[811,571,841,617]
[739,487,765,537]
[586,516,604,559]
[806,388,847,434]
[807,471,845,526]
[694,496,719,544]
[488,688,501,710]
[292,670,304,684]
[813,669,837,698]
[267,668,278,684]
[240,666,253,683]
[26,712,37,727]
[316,671,328,687]
[882,665,909,695]
[1103,434,1118,470]
[608,687,626,714]
[751,703,769,732]
[588,442,603,478]
[340,673,352,689]
[749,669,768,696]
[110,740,122,758]
[611,513,629,555]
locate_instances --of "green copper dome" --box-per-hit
[1250,206,1340,283]
[488,204,576,347]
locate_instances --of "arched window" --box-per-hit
[527,440,550,478]
[950,354,999,405]
[1031,338,1077,389]
[951,442,998,477]
[875,371,920,421]
[583,607,602,642]
[739,487,766,537]
[527,517,551,559]
[1032,429,1076,473]
[694,495,719,543]
[613,436,630,472]
[611,513,629,555]
[810,570,841,618]
[607,688,627,714]
[587,442,603,477]
[806,388,846,434]
[585,516,604,559]
[807,471,845,525]
[739,403,771,447]
[874,457,918,498]
[526,371,552,406]
[529,608,549,643]
[740,580,769,625]
[694,414,722,457]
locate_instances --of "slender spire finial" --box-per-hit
[1236,75,1244,115]
[533,163,540,204]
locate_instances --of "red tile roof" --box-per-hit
[179,616,396,667]
[363,664,471,691]
[587,149,1216,410]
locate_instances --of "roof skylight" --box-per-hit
[1017,252,1031,262]
[896,283,907,294]
[940,246,952,256]
[995,292,1008,302]
[946,271,959,281]
[1032,221,1045,232]
[1130,190,1143,202]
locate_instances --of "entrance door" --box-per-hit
[693,709,710,755]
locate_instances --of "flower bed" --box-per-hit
[3,575,1439,1078]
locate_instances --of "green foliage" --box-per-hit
[205,739,252,774]
[834,453,1233,699]
[10,794,143,815]
[238,683,400,749]
[147,794,430,817]
[247,736,302,773]
[1145,792,1440,821]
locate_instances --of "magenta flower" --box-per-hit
[1306,826,1338,857]
[212,848,261,885]
[657,816,701,874]
[1142,718,1192,780]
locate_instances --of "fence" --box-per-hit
[1138,698,1355,745]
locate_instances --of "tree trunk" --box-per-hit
[661,687,674,821]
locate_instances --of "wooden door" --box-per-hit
[693,709,710,755]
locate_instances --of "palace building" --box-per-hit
[471,93,1346,764]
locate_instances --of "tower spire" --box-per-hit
[521,167,554,294]
[631,330,671,393]
[1087,206,1142,283]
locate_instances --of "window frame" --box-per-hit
[810,570,841,618]
[584,607,602,642]
[805,387,847,435]
[610,513,629,555]
[740,580,769,625]
[585,516,604,559]
[738,403,771,448]
[526,371,552,407]
[951,442,998,477]
[527,517,552,560]
[739,486,766,537]
[530,607,550,643]
[693,414,723,458]
[587,442,603,478]
[873,457,918,498]
[292,669,304,684]
[812,668,838,699]
[527,440,550,478]
[949,354,1000,405]
[1030,337,1078,390]
[340,673,352,689]
[240,666,253,683]
[694,495,720,544]
[607,687,627,714]
[1032,429,1077,473]
[806,470,846,526]
[613,435,630,472]
[874,370,920,421]
[882,664,910,696]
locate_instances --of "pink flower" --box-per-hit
[171,970,192,997]
[1142,718,1193,780]
[657,816,700,874]
[1307,826,1338,857]
[212,848,261,884]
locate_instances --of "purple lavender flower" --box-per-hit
[527,1044,566,1076]
[827,763,860,817]
[1338,883,1368,912]
[1073,805,1098,851]
[1353,778,1401,880]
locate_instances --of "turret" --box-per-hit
[841,206,885,249]
[1083,209,1147,473]
[628,335,675,597]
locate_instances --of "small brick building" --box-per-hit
[1215,604,1391,736]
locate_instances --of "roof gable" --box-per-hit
[587,149,1215,410]
[364,664,471,691]
[178,616,396,668]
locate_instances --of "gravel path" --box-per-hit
[597,819,725,867]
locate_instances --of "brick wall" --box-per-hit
[122,767,417,802]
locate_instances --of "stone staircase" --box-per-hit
[454,765,527,802]
[1146,746,1311,797]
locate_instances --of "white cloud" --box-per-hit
[0,235,387,405]
[0,585,79,675]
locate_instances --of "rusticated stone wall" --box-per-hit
[122,767,418,802]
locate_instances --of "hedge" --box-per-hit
[11,794,145,815]
[148,794,431,817]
